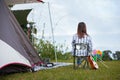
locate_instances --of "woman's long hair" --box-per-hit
[77,22,88,38]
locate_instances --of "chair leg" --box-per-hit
[74,56,90,69]
[82,57,90,69]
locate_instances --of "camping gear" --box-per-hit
[0,0,41,74]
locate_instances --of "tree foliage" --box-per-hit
[115,51,120,60]
[35,39,72,60]
[102,50,112,61]
[21,24,72,60]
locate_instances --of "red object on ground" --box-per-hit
[37,0,44,3]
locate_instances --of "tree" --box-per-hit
[102,50,112,61]
[35,39,72,60]
[115,51,120,60]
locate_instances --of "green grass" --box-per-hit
[0,61,120,80]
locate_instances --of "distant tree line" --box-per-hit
[102,50,120,61]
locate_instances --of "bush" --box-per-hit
[102,50,112,61]
[35,39,72,60]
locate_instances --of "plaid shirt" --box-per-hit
[72,34,92,56]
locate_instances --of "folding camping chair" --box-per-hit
[73,43,90,69]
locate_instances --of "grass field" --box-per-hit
[0,61,120,80]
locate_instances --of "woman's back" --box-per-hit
[72,34,92,56]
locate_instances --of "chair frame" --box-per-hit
[73,43,89,69]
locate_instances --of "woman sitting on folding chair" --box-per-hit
[72,22,92,69]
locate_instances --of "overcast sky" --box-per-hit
[12,0,120,52]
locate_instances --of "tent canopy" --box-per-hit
[0,0,41,74]
[5,0,38,6]
[12,9,31,25]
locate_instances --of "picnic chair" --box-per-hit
[73,43,90,69]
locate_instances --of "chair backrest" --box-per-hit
[75,43,87,50]
[74,43,89,56]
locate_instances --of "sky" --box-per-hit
[12,0,120,52]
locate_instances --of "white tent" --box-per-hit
[0,0,42,74]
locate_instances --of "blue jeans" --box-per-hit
[77,56,89,68]
[77,57,82,65]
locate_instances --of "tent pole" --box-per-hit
[47,2,57,63]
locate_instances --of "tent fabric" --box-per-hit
[12,9,32,26]
[5,0,39,6]
[0,39,31,68]
[0,0,41,74]
[5,0,44,6]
